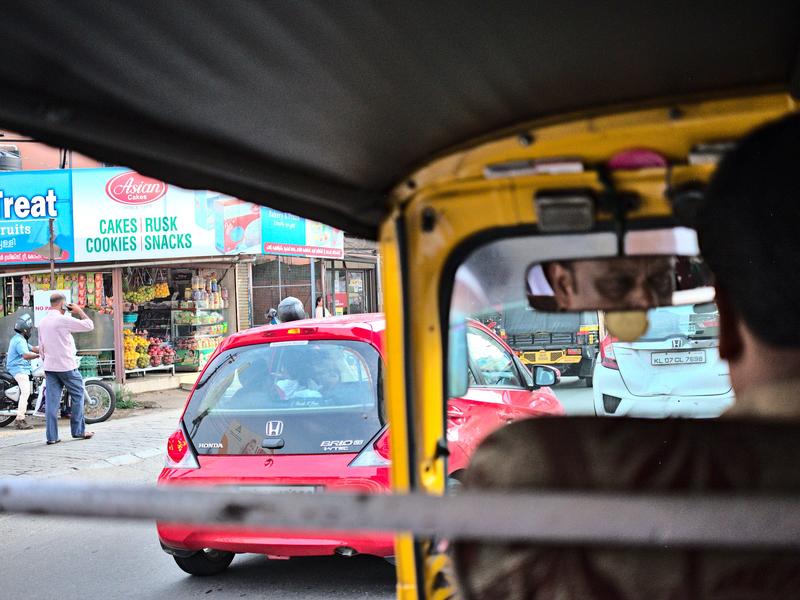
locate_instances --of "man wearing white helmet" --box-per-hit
[6,314,39,429]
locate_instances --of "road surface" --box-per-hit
[554,377,596,416]
[0,404,395,600]
[0,382,594,599]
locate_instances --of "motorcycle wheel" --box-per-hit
[83,380,116,424]
[0,377,18,427]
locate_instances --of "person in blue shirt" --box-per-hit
[6,314,39,429]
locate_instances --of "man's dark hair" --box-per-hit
[698,112,800,347]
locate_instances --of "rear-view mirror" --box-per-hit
[447,313,469,399]
[527,255,714,312]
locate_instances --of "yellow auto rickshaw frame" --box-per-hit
[379,92,798,598]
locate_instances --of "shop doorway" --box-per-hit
[326,268,374,315]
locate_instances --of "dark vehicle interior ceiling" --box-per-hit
[1,1,798,237]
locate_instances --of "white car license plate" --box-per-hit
[651,350,706,366]
[233,485,318,494]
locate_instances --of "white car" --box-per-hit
[593,305,735,418]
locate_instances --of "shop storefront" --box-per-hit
[325,259,378,316]
[249,248,380,326]
[0,259,240,380]
[0,167,344,384]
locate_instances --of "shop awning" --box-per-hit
[0,2,797,238]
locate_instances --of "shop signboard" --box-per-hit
[0,170,74,264]
[70,169,344,261]
[71,169,263,262]
[261,209,345,259]
[33,289,72,325]
[0,168,343,263]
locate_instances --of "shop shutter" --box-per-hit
[235,263,252,330]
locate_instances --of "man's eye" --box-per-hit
[596,277,633,300]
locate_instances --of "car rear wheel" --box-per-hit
[173,549,235,576]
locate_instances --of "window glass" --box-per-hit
[467,327,523,388]
[183,340,382,455]
[450,234,733,422]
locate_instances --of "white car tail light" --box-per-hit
[600,335,619,370]
[349,428,391,467]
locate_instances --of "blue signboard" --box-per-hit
[0,170,74,264]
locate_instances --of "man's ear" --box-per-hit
[715,285,742,361]
[544,263,574,309]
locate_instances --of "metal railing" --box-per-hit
[2,478,799,548]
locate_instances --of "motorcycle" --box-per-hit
[0,358,116,427]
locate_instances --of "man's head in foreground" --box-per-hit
[698,112,800,397]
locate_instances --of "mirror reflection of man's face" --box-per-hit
[545,256,675,311]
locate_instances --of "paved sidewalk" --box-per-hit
[0,407,181,477]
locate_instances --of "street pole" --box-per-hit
[310,258,316,316]
[112,268,125,384]
[48,218,55,288]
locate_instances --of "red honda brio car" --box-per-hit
[157,314,562,575]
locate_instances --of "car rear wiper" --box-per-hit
[189,406,212,438]
[188,354,238,437]
[194,354,237,390]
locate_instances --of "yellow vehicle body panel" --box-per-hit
[380,93,797,596]
[519,351,582,366]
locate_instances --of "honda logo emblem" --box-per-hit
[671,338,684,348]
[266,420,284,436]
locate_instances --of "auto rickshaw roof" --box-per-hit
[0,2,798,238]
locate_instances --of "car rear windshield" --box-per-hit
[637,305,720,342]
[183,339,382,455]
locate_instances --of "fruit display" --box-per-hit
[145,338,176,367]
[123,331,176,370]
[123,285,155,304]
[154,282,170,299]
[161,346,176,366]
[123,330,148,370]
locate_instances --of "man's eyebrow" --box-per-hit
[600,262,638,276]
[644,260,673,274]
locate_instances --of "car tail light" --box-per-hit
[566,348,582,355]
[349,428,391,467]
[165,427,199,469]
[263,327,317,337]
[599,335,619,370]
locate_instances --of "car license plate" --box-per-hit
[232,486,318,494]
[650,350,706,366]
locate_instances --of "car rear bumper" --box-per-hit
[593,365,734,418]
[157,523,394,558]
[156,456,393,559]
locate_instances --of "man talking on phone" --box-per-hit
[38,293,95,445]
